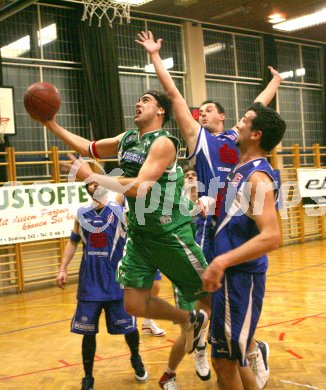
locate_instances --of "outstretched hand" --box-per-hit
[136,30,162,54]
[268,66,283,82]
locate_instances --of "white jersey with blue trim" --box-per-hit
[186,127,239,198]
[213,158,279,273]
[77,202,126,301]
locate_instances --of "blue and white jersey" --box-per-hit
[77,202,126,301]
[213,158,279,273]
[186,127,239,198]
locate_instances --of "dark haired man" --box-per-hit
[137,31,283,390]
[203,102,286,390]
[32,90,211,367]
[56,182,147,390]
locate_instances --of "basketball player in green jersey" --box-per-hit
[33,90,210,356]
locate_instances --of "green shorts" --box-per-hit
[117,223,208,302]
[173,283,196,312]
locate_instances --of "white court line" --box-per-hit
[280,380,319,389]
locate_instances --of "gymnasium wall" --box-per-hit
[0,3,325,293]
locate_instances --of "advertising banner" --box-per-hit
[0,182,91,244]
[297,168,326,206]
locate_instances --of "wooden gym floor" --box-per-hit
[1,240,325,390]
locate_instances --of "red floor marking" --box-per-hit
[291,318,306,325]
[279,332,285,341]
[94,355,104,360]
[267,290,326,293]
[0,343,175,381]
[257,312,324,329]
[58,360,72,367]
[286,349,303,359]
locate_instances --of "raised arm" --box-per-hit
[202,172,280,292]
[254,66,283,106]
[231,66,283,132]
[56,218,80,289]
[136,31,199,152]
[35,116,124,158]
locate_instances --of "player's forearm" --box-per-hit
[45,121,90,156]
[90,173,151,198]
[150,52,181,98]
[150,53,198,145]
[60,241,78,270]
[254,75,283,107]
[213,231,280,270]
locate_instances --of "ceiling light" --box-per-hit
[145,57,174,72]
[204,43,226,55]
[268,13,286,24]
[37,24,57,47]
[0,35,30,58]
[279,68,306,79]
[273,8,326,31]
[279,70,294,79]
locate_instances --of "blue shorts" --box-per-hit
[195,215,214,263]
[154,270,162,281]
[71,300,137,335]
[208,271,266,366]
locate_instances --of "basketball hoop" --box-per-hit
[0,118,9,144]
[81,0,153,27]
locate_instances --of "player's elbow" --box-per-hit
[267,231,281,251]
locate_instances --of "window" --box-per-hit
[203,29,262,79]
[206,80,261,128]
[1,4,89,179]
[276,41,322,85]
[115,19,185,140]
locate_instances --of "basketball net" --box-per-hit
[81,0,152,27]
[0,118,9,144]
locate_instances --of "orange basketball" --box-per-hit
[24,82,61,120]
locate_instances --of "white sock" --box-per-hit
[166,367,176,375]
[246,342,259,358]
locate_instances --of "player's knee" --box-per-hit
[124,300,138,316]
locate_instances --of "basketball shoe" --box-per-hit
[194,342,211,380]
[246,340,270,389]
[159,372,178,390]
[130,354,148,382]
[184,309,208,354]
[142,319,166,336]
[81,375,94,390]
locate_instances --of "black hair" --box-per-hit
[183,165,196,174]
[200,100,225,114]
[85,182,91,196]
[144,90,172,126]
[247,102,286,152]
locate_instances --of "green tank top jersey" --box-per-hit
[118,129,191,235]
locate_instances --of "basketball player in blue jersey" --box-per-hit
[202,103,286,389]
[137,30,283,389]
[160,166,213,387]
[56,182,148,390]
